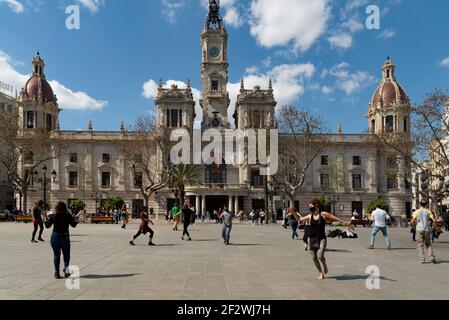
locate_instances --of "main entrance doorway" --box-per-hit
[205,196,229,213]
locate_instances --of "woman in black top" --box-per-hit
[129,208,155,246]
[31,200,45,243]
[45,202,79,279]
[297,203,350,280]
[181,203,193,241]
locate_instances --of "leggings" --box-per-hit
[50,233,71,272]
[133,228,154,240]
[32,223,44,240]
[183,221,191,237]
[291,220,299,239]
[310,238,328,274]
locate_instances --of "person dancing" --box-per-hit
[45,202,80,279]
[31,200,45,243]
[181,203,194,241]
[297,201,350,280]
[130,208,155,246]
[121,204,129,229]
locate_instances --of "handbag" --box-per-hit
[308,237,321,251]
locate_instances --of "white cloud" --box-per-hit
[227,63,315,120]
[328,33,353,51]
[0,50,107,111]
[49,80,107,111]
[76,0,105,13]
[342,18,364,33]
[378,28,396,39]
[440,57,449,68]
[249,0,330,52]
[142,79,202,128]
[327,62,376,95]
[321,86,334,95]
[0,0,24,13]
[142,63,315,127]
[162,0,185,24]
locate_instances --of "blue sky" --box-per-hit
[0,0,448,133]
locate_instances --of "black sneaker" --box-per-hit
[63,268,71,278]
[38,238,45,242]
[54,272,62,279]
[148,242,156,246]
[129,241,135,246]
[31,239,38,243]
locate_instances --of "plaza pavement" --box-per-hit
[0,219,448,300]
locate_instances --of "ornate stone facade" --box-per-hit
[9,1,412,218]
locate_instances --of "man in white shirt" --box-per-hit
[368,206,392,250]
[411,201,436,264]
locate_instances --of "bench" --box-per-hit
[91,216,114,224]
[351,219,367,227]
[16,215,33,223]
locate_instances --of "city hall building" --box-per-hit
[6,1,412,218]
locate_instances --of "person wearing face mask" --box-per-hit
[296,200,351,280]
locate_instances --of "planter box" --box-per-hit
[91,216,114,224]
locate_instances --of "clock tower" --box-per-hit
[200,0,230,129]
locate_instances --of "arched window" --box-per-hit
[24,151,34,165]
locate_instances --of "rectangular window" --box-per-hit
[70,153,78,163]
[101,172,111,188]
[405,178,411,190]
[69,171,78,187]
[387,176,397,190]
[166,109,170,127]
[251,170,265,187]
[352,174,362,190]
[46,113,52,131]
[134,172,143,188]
[320,174,330,190]
[321,156,329,166]
[403,117,407,132]
[170,109,179,128]
[102,153,110,163]
[353,156,361,166]
[27,111,34,129]
[386,115,394,132]
[211,80,219,91]
[179,109,183,127]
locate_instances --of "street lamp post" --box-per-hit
[42,165,47,210]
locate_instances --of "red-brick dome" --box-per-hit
[24,75,55,103]
[370,57,408,107]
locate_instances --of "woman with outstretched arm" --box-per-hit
[296,203,351,280]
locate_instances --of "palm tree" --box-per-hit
[170,164,200,206]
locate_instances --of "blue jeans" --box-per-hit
[370,226,391,247]
[291,220,299,239]
[222,224,232,244]
[50,233,71,272]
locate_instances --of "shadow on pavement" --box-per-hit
[327,274,397,282]
[327,249,352,253]
[193,239,219,242]
[230,243,264,246]
[81,274,140,279]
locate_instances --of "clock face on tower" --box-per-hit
[209,46,220,58]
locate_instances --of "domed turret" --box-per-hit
[370,57,408,108]
[368,58,411,135]
[21,52,56,104]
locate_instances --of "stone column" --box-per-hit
[369,150,378,193]
[234,196,239,213]
[196,195,201,214]
[228,196,234,213]
[202,195,206,214]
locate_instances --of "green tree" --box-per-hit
[366,198,390,214]
[170,164,200,206]
[104,197,125,212]
[68,199,86,213]
[318,196,332,213]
